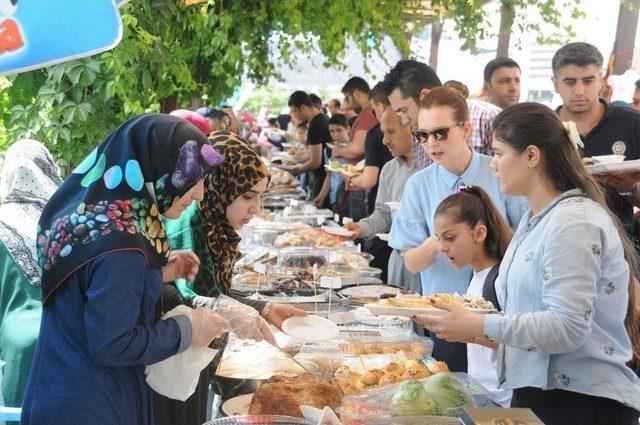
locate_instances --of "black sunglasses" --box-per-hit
[413,123,464,145]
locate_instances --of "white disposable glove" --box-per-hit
[208,295,276,345]
[189,308,230,348]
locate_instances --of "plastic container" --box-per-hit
[240,229,278,248]
[339,373,475,425]
[277,247,329,269]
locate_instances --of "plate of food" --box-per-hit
[585,158,640,175]
[337,284,413,306]
[339,164,364,177]
[365,293,496,317]
[324,160,344,173]
[273,163,299,172]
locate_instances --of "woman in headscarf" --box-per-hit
[21,114,232,425]
[155,131,307,425]
[0,140,62,411]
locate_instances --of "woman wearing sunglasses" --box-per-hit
[389,86,527,372]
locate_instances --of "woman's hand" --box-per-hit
[189,308,230,348]
[411,300,485,343]
[262,303,308,330]
[215,295,276,345]
[162,250,200,283]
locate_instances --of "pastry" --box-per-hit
[426,360,450,374]
[378,372,402,386]
[248,374,343,418]
[361,369,384,386]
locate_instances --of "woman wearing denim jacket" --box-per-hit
[414,103,640,424]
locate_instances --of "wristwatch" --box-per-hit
[618,181,640,197]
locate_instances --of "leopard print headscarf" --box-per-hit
[200,131,270,292]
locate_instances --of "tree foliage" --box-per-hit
[430,0,584,53]
[0,0,413,174]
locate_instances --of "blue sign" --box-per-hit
[0,0,123,76]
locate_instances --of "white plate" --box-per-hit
[339,285,404,298]
[376,233,390,242]
[321,226,355,237]
[365,303,497,317]
[324,164,343,173]
[586,159,640,175]
[281,315,339,342]
[220,393,253,416]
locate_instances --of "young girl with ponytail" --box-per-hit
[416,103,640,424]
[425,185,513,406]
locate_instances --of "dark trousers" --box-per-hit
[337,189,368,222]
[362,237,391,284]
[511,387,639,425]
[429,332,467,372]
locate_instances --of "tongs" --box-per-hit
[274,345,318,377]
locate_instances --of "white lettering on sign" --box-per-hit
[253,263,267,274]
[320,276,342,289]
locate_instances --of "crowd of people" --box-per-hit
[1,40,640,425]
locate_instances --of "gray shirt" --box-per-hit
[359,156,417,239]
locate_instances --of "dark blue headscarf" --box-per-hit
[37,113,223,303]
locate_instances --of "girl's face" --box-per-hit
[434,213,486,269]
[225,177,269,229]
[489,138,532,196]
[162,179,205,219]
[416,106,471,168]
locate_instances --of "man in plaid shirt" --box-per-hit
[466,98,502,155]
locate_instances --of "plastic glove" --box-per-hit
[189,308,230,348]
[213,295,276,345]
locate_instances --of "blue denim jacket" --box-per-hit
[484,189,640,411]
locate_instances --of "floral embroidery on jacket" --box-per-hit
[553,373,571,387]
[524,250,535,262]
[601,343,615,357]
[603,282,616,295]
[583,309,592,322]
[591,243,602,255]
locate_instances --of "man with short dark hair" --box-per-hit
[332,76,378,221]
[309,93,324,112]
[553,42,640,245]
[288,90,331,204]
[350,82,394,213]
[381,60,441,170]
[483,57,521,109]
[328,98,342,116]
